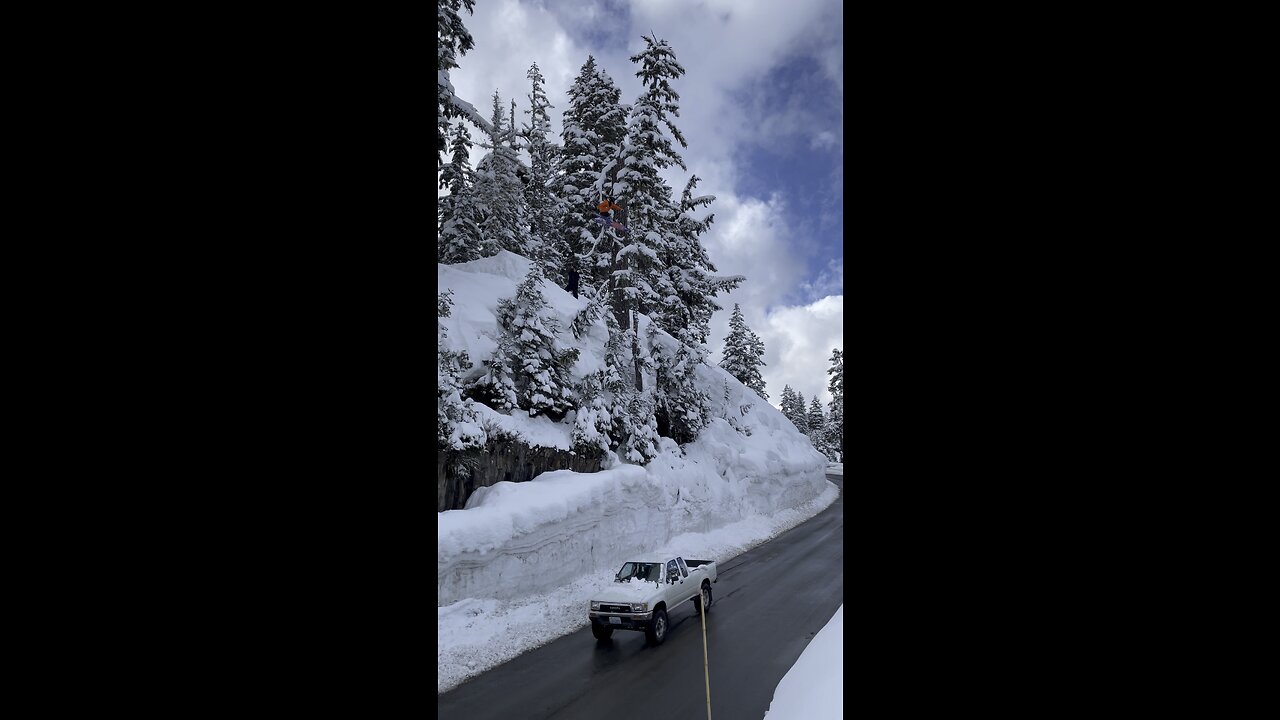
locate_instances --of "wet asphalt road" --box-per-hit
[437,473,844,720]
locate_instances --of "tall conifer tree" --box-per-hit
[719,303,768,400]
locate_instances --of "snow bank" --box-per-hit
[438,481,839,693]
[763,605,843,720]
[826,462,843,476]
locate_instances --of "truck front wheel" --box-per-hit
[645,609,668,645]
[693,582,712,613]
[591,621,614,640]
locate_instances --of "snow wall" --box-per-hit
[438,252,828,606]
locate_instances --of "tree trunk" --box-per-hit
[631,309,643,391]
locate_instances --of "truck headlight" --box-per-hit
[631,603,647,612]
[590,601,600,610]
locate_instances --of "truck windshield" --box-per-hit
[617,562,661,582]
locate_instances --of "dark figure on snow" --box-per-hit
[566,265,579,299]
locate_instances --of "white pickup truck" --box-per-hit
[587,555,718,645]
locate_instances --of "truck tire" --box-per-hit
[645,609,668,645]
[591,621,614,640]
[692,581,712,613]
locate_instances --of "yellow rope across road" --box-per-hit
[700,585,712,720]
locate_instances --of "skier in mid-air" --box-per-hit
[595,196,627,233]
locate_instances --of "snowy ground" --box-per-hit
[763,604,843,719]
[438,480,839,693]
[826,462,843,476]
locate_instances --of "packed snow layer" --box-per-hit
[826,462,844,476]
[763,605,843,720]
[438,481,839,693]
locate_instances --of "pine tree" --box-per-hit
[439,120,486,263]
[608,35,690,333]
[621,392,660,464]
[473,91,529,258]
[652,334,709,444]
[600,311,633,445]
[779,385,811,434]
[559,57,628,294]
[523,62,567,274]
[780,384,795,416]
[807,396,826,439]
[827,348,844,458]
[470,265,580,417]
[571,372,614,458]
[654,176,744,346]
[608,36,742,347]
[792,391,810,434]
[438,290,486,450]
[719,303,768,400]
[438,1,490,168]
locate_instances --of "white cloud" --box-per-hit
[811,130,837,150]
[699,194,841,409]
[800,256,843,299]
[759,296,844,408]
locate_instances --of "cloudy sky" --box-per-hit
[444,0,843,409]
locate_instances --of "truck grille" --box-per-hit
[601,604,631,613]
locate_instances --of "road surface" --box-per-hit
[438,472,844,719]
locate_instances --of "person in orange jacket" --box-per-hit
[593,193,624,229]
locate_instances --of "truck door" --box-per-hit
[676,557,695,601]
[665,559,683,605]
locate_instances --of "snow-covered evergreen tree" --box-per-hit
[609,36,741,347]
[559,56,628,294]
[570,292,606,339]
[438,1,491,169]
[792,391,810,434]
[473,92,529,258]
[719,303,768,400]
[651,331,710,445]
[605,35,690,334]
[599,311,633,444]
[522,62,567,274]
[439,119,486,263]
[438,290,486,450]
[620,392,660,464]
[807,396,826,440]
[826,348,844,458]
[655,176,744,346]
[779,384,809,433]
[571,372,614,458]
[469,265,580,417]
[780,384,795,419]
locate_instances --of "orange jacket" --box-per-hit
[597,199,622,213]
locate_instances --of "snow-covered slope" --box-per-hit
[437,252,835,691]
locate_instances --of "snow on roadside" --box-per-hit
[438,480,840,694]
[763,604,843,720]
